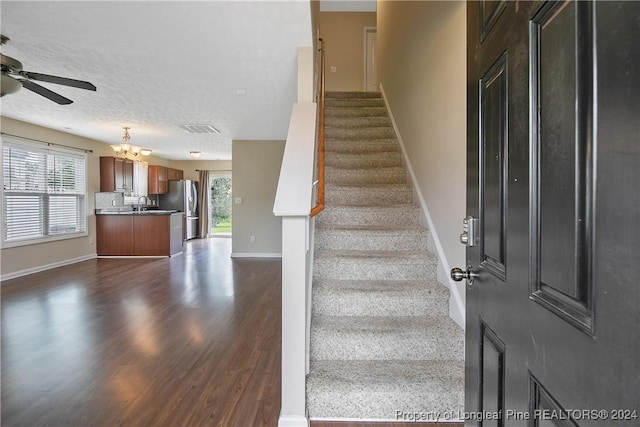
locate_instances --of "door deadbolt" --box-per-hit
[450,267,478,286]
[460,216,479,247]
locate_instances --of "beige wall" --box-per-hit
[0,117,169,279]
[231,140,285,256]
[377,1,467,305]
[170,160,232,181]
[319,12,377,91]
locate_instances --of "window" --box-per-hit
[2,139,87,247]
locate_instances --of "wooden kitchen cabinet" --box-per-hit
[133,215,170,256]
[100,157,134,192]
[97,213,184,256]
[167,167,184,181]
[96,215,134,255]
[148,165,168,194]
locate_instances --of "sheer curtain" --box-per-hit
[198,170,211,238]
[133,160,148,197]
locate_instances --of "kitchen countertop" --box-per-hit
[95,209,182,216]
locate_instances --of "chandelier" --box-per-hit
[111,127,152,156]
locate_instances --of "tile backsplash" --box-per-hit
[95,192,124,209]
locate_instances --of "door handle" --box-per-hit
[450,266,478,287]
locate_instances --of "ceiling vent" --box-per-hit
[177,124,220,134]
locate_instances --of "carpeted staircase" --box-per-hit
[307,92,464,421]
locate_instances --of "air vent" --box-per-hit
[177,124,220,134]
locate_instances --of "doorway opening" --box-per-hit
[364,27,377,92]
[210,175,232,237]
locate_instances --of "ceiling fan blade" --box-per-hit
[21,71,96,91]
[19,79,73,105]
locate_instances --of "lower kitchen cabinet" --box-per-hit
[96,213,184,256]
[96,215,134,256]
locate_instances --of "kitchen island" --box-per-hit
[96,211,184,257]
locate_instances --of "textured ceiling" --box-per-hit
[0,1,313,160]
[320,0,376,12]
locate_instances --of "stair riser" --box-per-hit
[313,258,436,281]
[325,99,385,108]
[310,330,464,361]
[325,152,402,168]
[316,207,422,227]
[326,107,388,118]
[326,126,397,139]
[326,92,382,99]
[325,187,413,206]
[326,169,407,185]
[327,116,392,128]
[312,291,448,317]
[325,139,400,153]
[315,229,427,252]
[307,388,464,420]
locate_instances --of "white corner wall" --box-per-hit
[377,1,467,326]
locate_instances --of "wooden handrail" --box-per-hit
[310,39,326,217]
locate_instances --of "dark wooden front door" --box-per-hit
[464,1,639,425]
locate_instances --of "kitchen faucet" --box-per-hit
[137,196,147,212]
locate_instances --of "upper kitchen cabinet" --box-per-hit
[100,157,134,192]
[167,167,184,181]
[148,165,168,194]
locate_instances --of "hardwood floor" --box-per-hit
[1,238,281,426]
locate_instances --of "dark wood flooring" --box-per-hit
[1,238,281,426]
[2,238,464,427]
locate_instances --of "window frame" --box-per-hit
[1,136,89,249]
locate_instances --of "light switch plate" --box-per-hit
[235,197,242,204]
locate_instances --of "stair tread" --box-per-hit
[315,249,437,260]
[326,91,382,97]
[307,360,464,420]
[309,359,464,385]
[315,279,445,292]
[310,315,464,361]
[325,165,404,172]
[316,224,426,232]
[326,138,398,143]
[312,280,448,317]
[312,314,462,334]
[326,155,400,161]
[326,182,411,189]
[314,279,445,290]
[321,204,419,210]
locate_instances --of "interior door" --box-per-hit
[462,1,639,425]
[365,28,377,92]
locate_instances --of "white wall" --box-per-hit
[377,0,467,324]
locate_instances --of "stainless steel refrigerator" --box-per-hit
[159,180,199,240]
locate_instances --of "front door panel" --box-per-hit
[466,1,639,425]
[530,0,595,333]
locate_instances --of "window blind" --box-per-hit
[2,140,87,246]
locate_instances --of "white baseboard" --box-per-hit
[380,83,465,329]
[278,414,309,427]
[1,253,97,282]
[231,252,282,258]
[311,416,465,423]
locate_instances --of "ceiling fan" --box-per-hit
[1,34,96,105]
